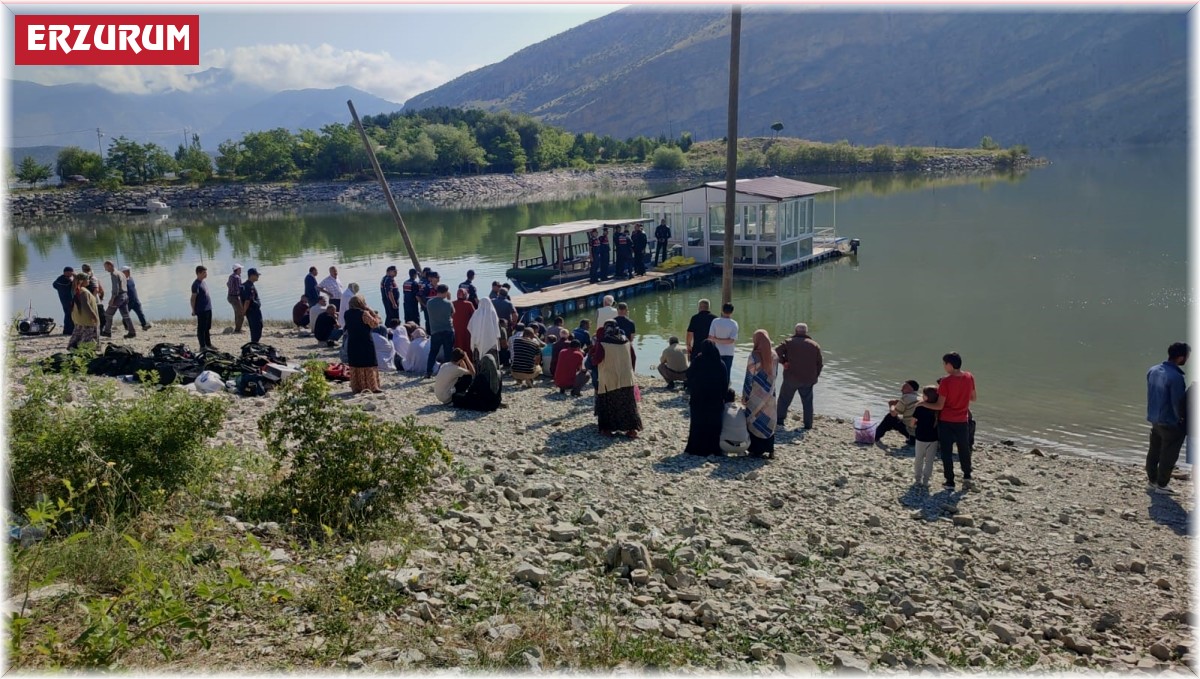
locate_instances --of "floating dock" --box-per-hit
[512,243,847,319]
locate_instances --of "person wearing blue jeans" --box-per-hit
[424,284,456,378]
[1146,342,1190,495]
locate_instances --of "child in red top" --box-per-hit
[925,352,977,490]
[554,339,587,396]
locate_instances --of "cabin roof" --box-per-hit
[640,175,839,201]
[515,218,651,238]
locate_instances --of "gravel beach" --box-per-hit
[7,321,1194,672]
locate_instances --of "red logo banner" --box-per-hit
[14,15,199,66]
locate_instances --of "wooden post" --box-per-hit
[346,99,422,274]
[721,5,741,307]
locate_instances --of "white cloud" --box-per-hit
[15,43,462,102]
[205,43,458,102]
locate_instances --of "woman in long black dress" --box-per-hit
[452,353,503,412]
[685,339,729,455]
[344,294,383,394]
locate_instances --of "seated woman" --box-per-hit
[453,353,503,412]
[373,326,396,373]
[405,326,430,374]
[433,348,474,404]
[388,319,410,371]
[720,388,751,455]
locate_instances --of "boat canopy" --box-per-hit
[514,218,651,238]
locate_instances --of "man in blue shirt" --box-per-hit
[52,266,75,335]
[303,266,320,331]
[1146,342,1189,494]
[402,268,420,324]
[380,265,399,324]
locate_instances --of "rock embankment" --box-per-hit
[7,154,1039,218]
[8,323,1191,672]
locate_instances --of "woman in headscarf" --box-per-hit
[452,288,475,355]
[467,296,501,362]
[685,339,729,455]
[453,353,503,412]
[591,321,642,437]
[339,282,361,328]
[67,272,101,350]
[344,294,383,394]
[404,325,430,374]
[743,329,778,458]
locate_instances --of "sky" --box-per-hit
[7,4,624,103]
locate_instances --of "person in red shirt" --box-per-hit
[921,352,977,490]
[554,338,588,396]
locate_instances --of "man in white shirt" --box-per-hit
[708,302,738,379]
[319,266,344,311]
[433,348,474,404]
[596,295,617,330]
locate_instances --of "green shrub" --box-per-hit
[870,145,896,169]
[979,135,1001,150]
[901,147,927,169]
[253,364,451,536]
[651,146,685,170]
[737,150,766,173]
[8,372,228,519]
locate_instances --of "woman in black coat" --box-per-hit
[685,340,729,455]
[344,294,383,394]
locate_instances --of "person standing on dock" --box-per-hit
[774,323,823,431]
[614,225,633,280]
[654,219,672,266]
[319,266,344,312]
[588,229,602,283]
[631,223,648,276]
[191,265,213,351]
[227,264,245,334]
[240,268,263,344]
[402,269,421,324]
[121,266,152,331]
[1145,342,1189,495]
[52,266,75,336]
[686,299,716,359]
[597,230,611,281]
[381,265,400,324]
[707,303,739,379]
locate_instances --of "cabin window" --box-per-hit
[686,216,704,246]
[781,242,799,263]
[798,238,813,258]
[742,205,758,241]
[708,206,725,240]
[758,246,778,266]
[802,199,813,234]
[733,245,754,265]
[709,245,725,265]
[762,204,778,241]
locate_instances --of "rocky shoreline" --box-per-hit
[7,155,1039,218]
[7,322,1192,672]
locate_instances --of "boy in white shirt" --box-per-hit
[708,302,739,379]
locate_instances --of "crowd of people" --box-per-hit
[51,258,1192,497]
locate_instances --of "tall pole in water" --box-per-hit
[721,5,742,306]
[347,100,423,274]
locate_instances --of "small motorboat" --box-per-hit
[127,198,171,214]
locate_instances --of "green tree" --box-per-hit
[16,156,53,186]
[770,122,784,138]
[174,134,212,179]
[55,146,106,182]
[424,123,486,174]
[571,133,602,163]
[678,131,694,153]
[310,123,368,179]
[143,143,177,181]
[215,139,243,177]
[237,128,298,181]
[534,127,574,171]
[651,146,685,170]
[979,135,1000,150]
[106,137,149,185]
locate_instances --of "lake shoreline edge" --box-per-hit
[7,154,1045,219]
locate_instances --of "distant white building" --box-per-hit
[639,175,846,273]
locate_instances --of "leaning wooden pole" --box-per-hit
[347,99,422,274]
[721,5,742,307]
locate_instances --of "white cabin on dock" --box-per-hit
[639,176,845,274]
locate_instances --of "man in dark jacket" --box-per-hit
[653,219,672,265]
[52,266,75,335]
[630,223,649,276]
[587,229,602,283]
[775,323,824,429]
[614,226,633,279]
[380,265,400,324]
[402,268,420,324]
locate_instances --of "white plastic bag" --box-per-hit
[854,409,878,444]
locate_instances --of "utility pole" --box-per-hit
[346,99,422,274]
[96,128,104,157]
[721,5,742,307]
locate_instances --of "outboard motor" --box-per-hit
[849,238,861,255]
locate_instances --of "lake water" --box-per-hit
[7,147,1188,464]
